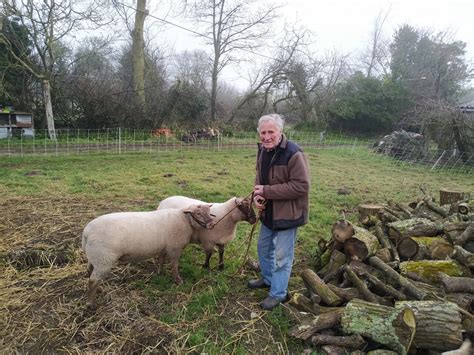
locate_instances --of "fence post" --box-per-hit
[431,150,446,170]
[351,138,358,154]
[118,127,122,155]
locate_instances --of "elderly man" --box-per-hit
[249,113,311,310]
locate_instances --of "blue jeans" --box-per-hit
[257,224,297,301]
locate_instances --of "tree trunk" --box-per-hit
[395,301,463,351]
[132,0,147,114]
[439,188,469,206]
[358,204,383,224]
[210,51,219,122]
[341,299,416,355]
[42,79,56,141]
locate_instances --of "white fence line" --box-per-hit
[0,128,472,174]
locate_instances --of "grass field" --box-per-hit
[0,147,472,353]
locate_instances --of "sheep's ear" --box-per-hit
[235,198,242,205]
[182,206,195,214]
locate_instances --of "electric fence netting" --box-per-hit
[0,128,472,175]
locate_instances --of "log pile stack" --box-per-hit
[288,187,473,354]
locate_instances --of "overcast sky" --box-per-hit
[152,0,474,89]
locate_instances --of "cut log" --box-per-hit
[327,284,360,303]
[399,260,465,283]
[321,249,347,283]
[423,195,449,218]
[344,265,379,304]
[349,260,387,283]
[331,219,355,243]
[289,307,344,340]
[320,345,347,355]
[454,222,474,246]
[358,203,384,224]
[300,269,343,306]
[369,256,427,300]
[361,271,407,301]
[438,273,474,293]
[288,292,339,315]
[461,314,474,335]
[387,218,442,240]
[444,221,471,244]
[409,279,446,300]
[453,245,474,268]
[378,209,400,223]
[341,299,416,355]
[375,247,392,263]
[446,293,474,313]
[374,221,400,264]
[310,333,366,349]
[288,292,316,314]
[439,188,470,206]
[361,214,379,227]
[409,236,454,260]
[397,237,419,260]
[458,202,470,215]
[394,202,414,219]
[343,226,381,261]
[395,300,463,351]
[384,206,406,220]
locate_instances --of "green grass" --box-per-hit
[1,147,472,353]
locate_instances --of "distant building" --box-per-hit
[457,90,474,115]
[0,109,34,139]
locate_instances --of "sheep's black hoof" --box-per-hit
[218,264,224,270]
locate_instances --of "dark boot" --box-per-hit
[247,279,270,289]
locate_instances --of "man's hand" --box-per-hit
[254,185,266,210]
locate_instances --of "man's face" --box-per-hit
[258,120,282,150]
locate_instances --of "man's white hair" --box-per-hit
[257,114,284,132]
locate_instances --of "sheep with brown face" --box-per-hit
[158,196,256,269]
[82,204,214,308]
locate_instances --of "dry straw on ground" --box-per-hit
[0,195,285,353]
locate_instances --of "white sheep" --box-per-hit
[82,204,214,308]
[157,196,256,269]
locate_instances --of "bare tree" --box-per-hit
[188,0,280,122]
[173,49,211,95]
[359,8,391,78]
[228,27,307,122]
[0,0,106,139]
[132,0,148,112]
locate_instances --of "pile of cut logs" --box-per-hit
[287,187,473,354]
